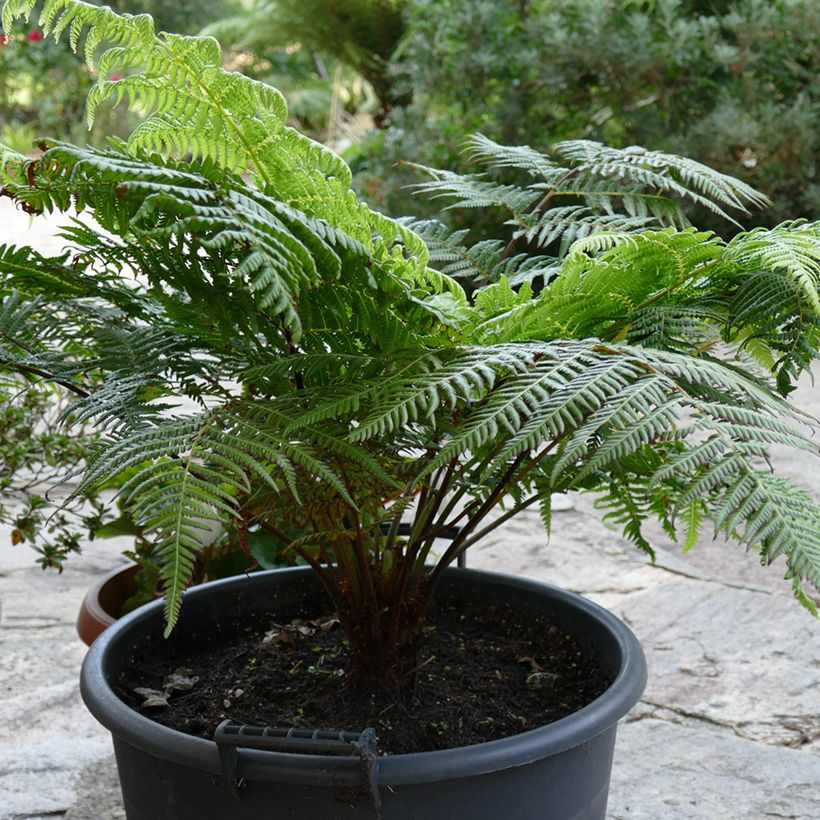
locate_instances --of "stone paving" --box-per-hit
[1,201,819,818]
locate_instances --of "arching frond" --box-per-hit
[723,221,820,313]
[2,0,455,302]
[407,165,542,218]
[411,133,770,300]
[551,139,771,219]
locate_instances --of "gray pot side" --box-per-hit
[81,566,647,820]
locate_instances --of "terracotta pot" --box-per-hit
[76,563,140,646]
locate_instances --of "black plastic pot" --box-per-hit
[81,567,646,820]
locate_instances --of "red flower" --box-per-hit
[0,34,8,46]
[27,29,43,42]
[110,74,122,82]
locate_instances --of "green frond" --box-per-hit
[413,135,768,296]
[74,402,353,631]
[724,221,820,314]
[350,344,540,442]
[514,206,655,255]
[16,142,378,339]
[2,0,441,299]
[726,270,820,390]
[0,143,28,185]
[66,372,171,432]
[594,472,658,558]
[463,133,567,181]
[552,140,771,220]
[408,164,542,219]
[401,218,557,287]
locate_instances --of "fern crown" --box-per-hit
[1,0,819,632]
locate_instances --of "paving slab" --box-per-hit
[1,199,819,818]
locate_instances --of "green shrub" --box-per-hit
[359,0,819,231]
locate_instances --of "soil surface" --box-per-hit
[117,598,611,755]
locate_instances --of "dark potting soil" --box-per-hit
[117,598,612,755]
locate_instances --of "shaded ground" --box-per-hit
[1,200,818,819]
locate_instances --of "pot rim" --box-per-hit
[76,562,141,646]
[81,566,646,787]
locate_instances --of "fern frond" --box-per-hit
[2,0,454,305]
[514,206,655,255]
[77,402,352,630]
[403,219,557,287]
[463,133,567,181]
[412,134,768,294]
[552,140,771,220]
[726,270,820,389]
[407,164,542,219]
[723,221,820,314]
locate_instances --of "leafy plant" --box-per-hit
[0,0,239,148]
[0,376,110,568]
[1,0,819,705]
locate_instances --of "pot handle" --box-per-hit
[214,720,380,812]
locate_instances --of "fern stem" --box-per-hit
[0,355,90,397]
[498,168,578,262]
[422,453,528,602]
[408,456,456,549]
[456,494,541,551]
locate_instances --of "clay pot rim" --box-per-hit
[76,562,140,647]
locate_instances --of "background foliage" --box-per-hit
[205,0,406,144]
[356,0,819,232]
[4,1,816,230]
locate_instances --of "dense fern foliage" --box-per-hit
[405,134,769,288]
[1,0,819,690]
[409,138,820,393]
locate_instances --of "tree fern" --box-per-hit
[1,0,818,684]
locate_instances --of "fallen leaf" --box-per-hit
[291,618,316,636]
[163,667,199,692]
[315,615,340,632]
[263,627,294,645]
[517,655,544,673]
[134,687,170,709]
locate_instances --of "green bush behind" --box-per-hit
[353,0,819,232]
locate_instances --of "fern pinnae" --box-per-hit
[724,222,820,314]
[551,376,681,484]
